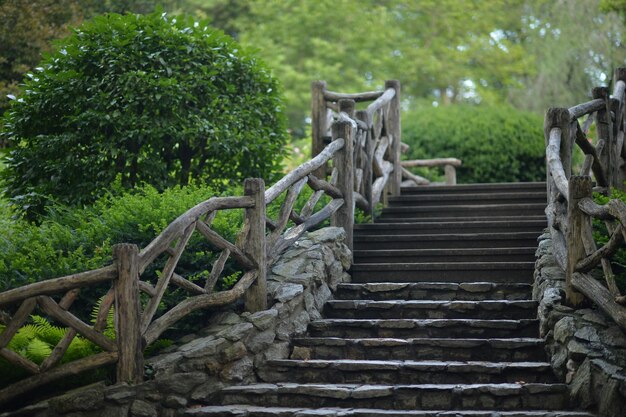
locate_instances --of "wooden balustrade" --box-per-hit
[0,81,413,406]
[544,66,626,331]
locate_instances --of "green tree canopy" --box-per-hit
[1,12,287,217]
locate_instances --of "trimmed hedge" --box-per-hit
[1,12,287,217]
[402,105,546,183]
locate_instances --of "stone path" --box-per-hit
[186,182,596,416]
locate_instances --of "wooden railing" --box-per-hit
[0,82,403,406]
[544,67,626,330]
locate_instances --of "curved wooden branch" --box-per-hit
[268,177,308,247]
[138,196,254,273]
[574,123,608,187]
[546,127,570,201]
[579,197,626,225]
[366,88,395,119]
[0,266,116,307]
[37,296,116,352]
[143,270,257,345]
[569,98,605,120]
[401,167,430,186]
[576,226,624,272]
[0,298,36,348]
[354,191,369,212]
[195,220,255,270]
[141,224,195,333]
[401,158,462,168]
[572,272,626,329]
[323,89,383,102]
[307,174,343,199]
[265,139,344,204]
[270,198,344,260]
[0,351,118,407]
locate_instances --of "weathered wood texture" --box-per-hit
[545,67,626,331]
[243,178,267,312]
[113,243,143,384]
[331,119,355,250]
[566,176,592,306]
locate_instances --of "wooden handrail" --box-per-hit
[544,66,626,332]
[0,81,409,405]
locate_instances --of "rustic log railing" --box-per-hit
[0,83,405,406]
[312,81,461,194]
[545,66,626,330]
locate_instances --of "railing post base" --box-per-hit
[244,178,267,313]
[566,176,592,307]
[113,243,143,384]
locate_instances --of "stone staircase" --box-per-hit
[186,182,596,417]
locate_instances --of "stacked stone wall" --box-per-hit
[534,231,626,417]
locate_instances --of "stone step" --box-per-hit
[308,319,539,339]
[219,383,569,410]
[259,359,556,385]
[376,215,546,224]
[353,233,539,250]
[350,262,534,283]
[378,204,545,219]
[334,283,533,301]
[325,300,538,320]
[354,220,547,234]
[387,192,546,206]
[353,248,536,263]
[292,337,547,362]
[186,405,594,417]
[401,182,546,195]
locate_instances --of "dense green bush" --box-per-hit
[1,11,287,217]
[402,105,546,183]
[0,182,243,293]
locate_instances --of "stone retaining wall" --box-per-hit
[1,227,351,417]
[534,231,626,417]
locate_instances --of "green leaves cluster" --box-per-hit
[1,11,287,217]
[402,105,546,184]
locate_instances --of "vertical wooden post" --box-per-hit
[444,165,456,185]
[615,67,626,189]
[339,99,355,118]
[593,87,613,188]
[385,80,402,197]
[244,178,267,312]
[331,119,355,251]
[357,109,374,221]
[312,81,328,179]
[544,108,572,204]
[113,243,143,384]
[566,176,592,307]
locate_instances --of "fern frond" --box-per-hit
[31,315,67,344]
[25,339,52,364]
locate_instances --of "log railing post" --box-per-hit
[244,178,267,312]
[312,81,328,179]
[614,67,626,189]
[113,243,143,384]
[331,119,355,251]
[357,109,374,220]
[385,80,402,196]
[593,87,613,188]
[444,164,456,185]
[566,176,592,307]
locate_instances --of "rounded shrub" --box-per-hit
[402,105,545,183]
[1,12,287,216]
